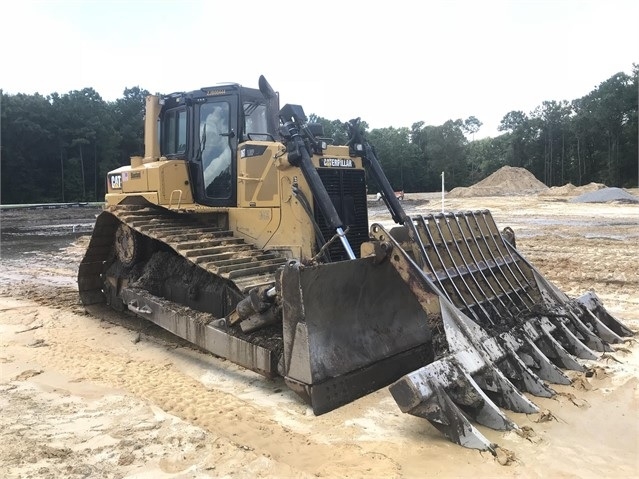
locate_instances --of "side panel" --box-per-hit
[229,207,279,243]
[237,142,280,207]
[106,160,193,207]
[158,162,194,205]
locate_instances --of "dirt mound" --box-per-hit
[448,166,548,198]
[569,187,639,204]
[539,182,607,197]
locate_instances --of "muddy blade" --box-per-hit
[279,257,434,414]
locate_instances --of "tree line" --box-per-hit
[1,86,146,204]
[1,66,636,204]
[316,66,637,193]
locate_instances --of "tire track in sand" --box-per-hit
[28,303,403,478]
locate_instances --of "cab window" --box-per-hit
[163,108,187,155]
[243,101,269,140]
[200,101,232,199]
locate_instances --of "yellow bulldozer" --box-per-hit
[78,76,632,451]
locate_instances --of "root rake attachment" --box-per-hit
[371,210,633,451]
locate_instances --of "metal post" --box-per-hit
[441,172,445,213]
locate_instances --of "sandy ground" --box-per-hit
[0,194,638,479]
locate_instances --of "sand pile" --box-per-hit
[569,187,639,203]
[448,166,548,198]
[539,182,606,197]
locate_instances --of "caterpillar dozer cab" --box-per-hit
[78,76,633,452]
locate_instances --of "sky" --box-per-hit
[1,0,637,138]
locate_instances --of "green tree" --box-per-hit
[368,126,423,192]
[412,120,469,190]
[51,88,117,201]
[1,92,57,203]
[465,136,510,184]
[498,110,534,171]
[463,116,482,141]
[462,116,483,181]
[531,100,572,186]
[308,114,354,145]
[112,86,148,163]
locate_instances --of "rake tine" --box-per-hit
[535,318,585,370]
[569,311,614,352]
[529,269,628,351]
[499,320,570,389]
[520,335,572,385]
[473,360,541,412]
[523,320,558,358]
[433,303,538,416]
[497,337,557,397]
[452,367,520,430]
[576,292,634,337]
[583,308,625,344]
[501,323,570,390]
[554,319,600,360]
[392,373,496,451]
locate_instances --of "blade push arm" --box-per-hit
[279,104,356,260]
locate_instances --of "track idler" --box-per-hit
[369,212,634,451]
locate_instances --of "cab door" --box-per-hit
[192,96,239,207]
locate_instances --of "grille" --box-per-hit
[315,169,369,262]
